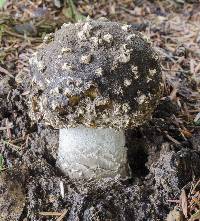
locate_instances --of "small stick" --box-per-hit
[164,132,181,145]
[5,119,12,139]
[194,112,200,123]
[191,179,200,195]
[0,66,14,78]
[60,181,65,199]
[167,199,180,203]
[2,140,21,151]
[188,109,200,113]
[162,68,190,73]
[39,212,63,216]
[56,209,68,221]
[4,29,42,43]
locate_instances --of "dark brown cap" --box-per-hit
[29,18,163,129]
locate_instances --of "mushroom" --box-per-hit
[29,19,163,180]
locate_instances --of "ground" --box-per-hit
[0,0,200,221]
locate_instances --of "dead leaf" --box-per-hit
[167,209,184,221]
[180,189,188,218]
[180,128,192,138]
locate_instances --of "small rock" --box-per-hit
[53,0,63,8]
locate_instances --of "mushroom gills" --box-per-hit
[57,127,131,180]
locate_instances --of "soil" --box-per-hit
[0,0,200,221]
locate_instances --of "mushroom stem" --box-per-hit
[57,127,130,180]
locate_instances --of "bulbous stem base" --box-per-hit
[57,127,131,180]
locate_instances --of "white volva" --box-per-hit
[57,127,129,180]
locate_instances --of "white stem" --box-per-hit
[57,127,130,180]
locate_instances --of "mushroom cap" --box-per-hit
[29,19,163,129]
